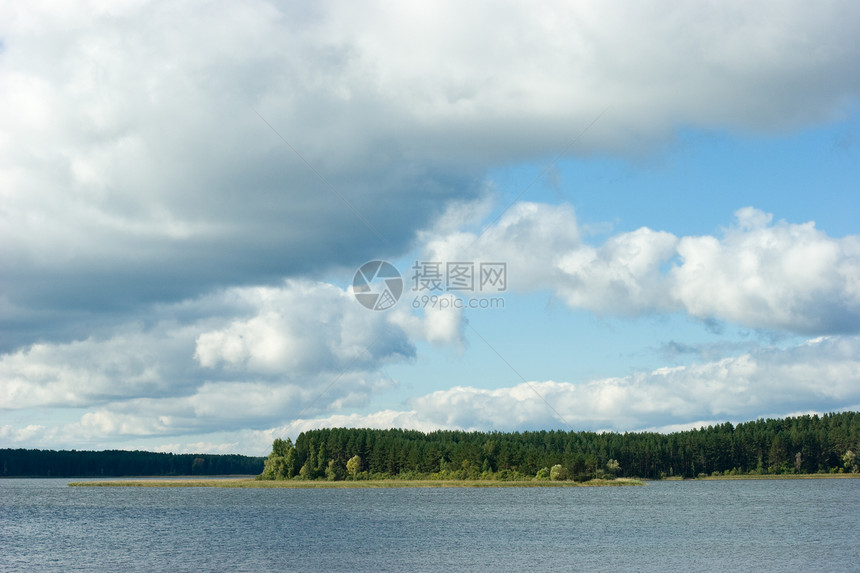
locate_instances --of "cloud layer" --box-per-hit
[246,334,860,449]
[0,279,461,444]
[3,202,859,451]
[3,0,860,351]
[2,1,859,453]
[7,333,857,454]
[2,200,858,452]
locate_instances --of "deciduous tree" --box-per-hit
[346,455,361,480]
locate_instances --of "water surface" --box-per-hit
[1,478,857,571]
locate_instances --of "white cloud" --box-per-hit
[386,295,465,348]
[0,278,464,444]
[0,330,185,409]
[0,424,47,443]
[672,209,860,333]
[265,409,454,440]
[192,279,465,374]
[193,282,398,375]
[268,334,860,437]
[424,202,583,292]
[556,227,679,314]
[3,0,859,349]
[426,202,860,333]
[4,333,856,454]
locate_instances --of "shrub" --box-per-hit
[550,464,570,481]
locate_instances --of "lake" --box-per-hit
[1,478,858,571]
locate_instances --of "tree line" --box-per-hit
[259,411,860,481]
[0,449,264,477]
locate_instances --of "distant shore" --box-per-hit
[69,478,644,488]
[66,473,860,487]
[691,473,860,481]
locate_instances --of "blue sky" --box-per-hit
[1,1,859,454]
[372,116,859,425]
[505,118,860,239]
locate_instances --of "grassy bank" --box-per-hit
[69,478,644,488]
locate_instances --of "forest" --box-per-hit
[0,449,264,477]
[259,412,860,481]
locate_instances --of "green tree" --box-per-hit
[346,455,362,480]
[260,454,284,480]
[606,459,621,476]
[550,464,570,481]
[843,450,858,473]
[299,459,313,480]
[191,457,205,474]
[259,438,299,480]
[325,459,344,481]
[254,411,860,481]
[272,438,291,457]
[316,444,328,476]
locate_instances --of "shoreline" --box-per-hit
[691,473,860,481]
[66,473,860,487]
[69,478,644,488]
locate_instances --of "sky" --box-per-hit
[1,0,859,455]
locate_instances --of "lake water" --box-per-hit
[1,478,858,572]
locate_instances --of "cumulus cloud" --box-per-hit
[423,202,583,291]
[0,327,195,410]
[426,202,860,333]
[192,281,416,375]
[0,279,463,441]
[3,0,860,351]
[556,227,679,314]
[6,332,857,453]
[671,208,860,333]
[257,335,860,439]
